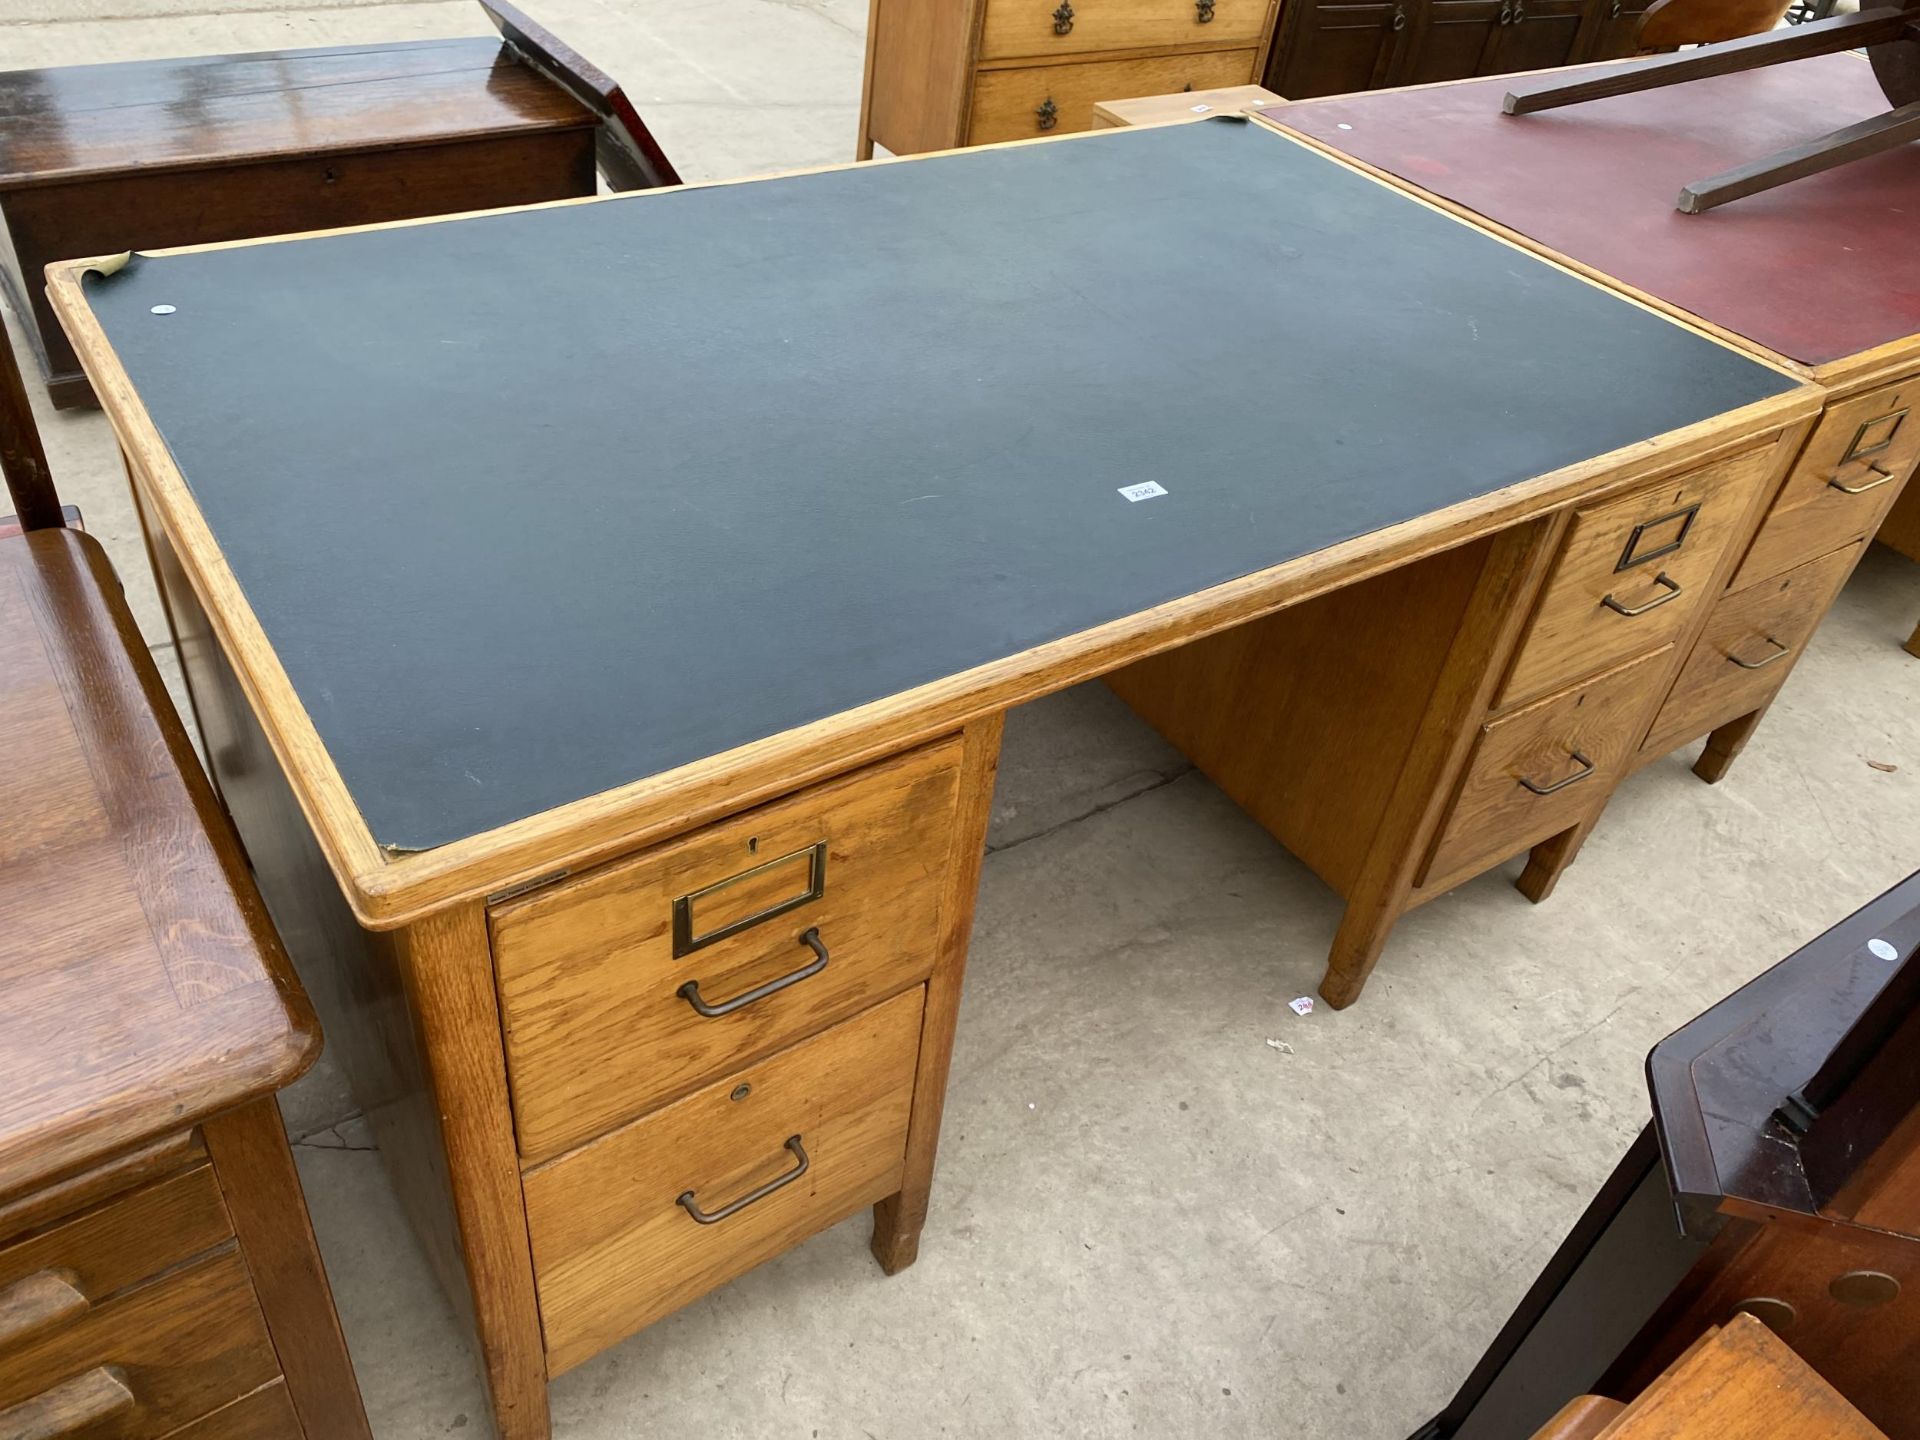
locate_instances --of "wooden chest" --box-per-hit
[857,0,1282,155]
[0,38,597,408]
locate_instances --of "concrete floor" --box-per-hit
[6,3,1920,1436]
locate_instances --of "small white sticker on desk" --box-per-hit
[1119,481,1169,502]
[1190,104,1212,113]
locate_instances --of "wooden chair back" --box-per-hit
[1639,0,1793,50]
[0,303,61,532]
[478,1,681,192]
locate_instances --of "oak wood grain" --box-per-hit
[492,738,962,1162]
[202,1098,369,1440]
[1641,542,1863,756]
[1498,446,1776,706]
[1734,376,1920,588]
[979,0,1269,61]
[0,1248,277,1437]
[0,528,317,1200]
[160,1382,301,1440]
[0,1165,230,1343]
[526,987,923,1373]
[0,1133,204,1250]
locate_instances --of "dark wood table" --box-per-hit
[0,36,599,407]
[1418,872,1920,1440]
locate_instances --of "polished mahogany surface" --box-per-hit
[1270,54,1920,367]
[0,38,593,189]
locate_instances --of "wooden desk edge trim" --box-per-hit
[1255,107,1920,394]
[44,143,1822,933]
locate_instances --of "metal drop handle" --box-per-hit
[1518,749,1594,796]
[1052,1,1074,34]
[1036,96,1059,131]
[1601,570,1682,617]
[1829,462,1897,495]
[678,928,829,1017]
[1729,636,1790,670]
[1610,0,1622,17]
[678,1137,810,1224]
[1392,4,1408,26]
[1197,0,1217,21]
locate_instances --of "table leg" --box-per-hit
[1693,708,1767,784]
[1517,815,1600,904]
[871,712,1003,1273]
[1905,617,1919,660]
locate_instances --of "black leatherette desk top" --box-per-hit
[83,119,1795,853]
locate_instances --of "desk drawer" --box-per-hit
[1642,543,1862,758]
[1500,447,1775,705]
[0,1166,232,1361]
[1735,378,1920,587]
[526,987,922,1375]
[493,740,961,1163]
[968,49,1258,143]
[0,1248,279,1439]
[979,0,1269,61]
[1425,647,1671,889]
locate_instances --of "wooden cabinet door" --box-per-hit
[1265,1,1413,98]
[1403,0,1505,84]
[1480,0,1590,73]
[1579,0,1653,59]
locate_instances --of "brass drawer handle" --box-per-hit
[1729,636,1790,670]
[1036,96,1059,131]
[0,1270,89,1348]
[1052,1,1074,32]
[1518,749,1594,796]
[678,928,829,1017]
[1829,462,1897,496]
[1601,570,1681,617]
[0,1367,134,1438]
[678,1136,810,1224]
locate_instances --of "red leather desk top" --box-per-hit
[1267,55,1920,369]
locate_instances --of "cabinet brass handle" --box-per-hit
[1729,636,1791,670]
[1036,96,1059,131]
[1829,462,1897,495]
[1392,4,1408,26]
[0,1368,134,1438]
[678,1137,810,1224]
[1601,570,1682,617]
[1518,749,1594,796]
[1610,0,1622,16]
[1196,0,1217,21]
[1052,1,1074,33]
[1498,2,1511,20]
[678,928,829,1018]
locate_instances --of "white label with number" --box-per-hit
[1119,481,1169,502]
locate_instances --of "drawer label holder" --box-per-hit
[672,841,828,957]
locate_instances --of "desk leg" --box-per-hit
[872,712,1003,1273]
[1904,617,1919,660]
[1517,816,1601,904]
[1693,707,1768,784]
[396,905,552,1440]
[856,0,881,161]
[1320,519,1564,1009]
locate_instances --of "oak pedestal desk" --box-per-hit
[1266,54,1920,675]
[51,121,1820,1436]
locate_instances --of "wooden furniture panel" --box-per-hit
[0,1249,278,1438]
[1425,646,1672,888]
[1500,446,1776,705]
[1734,377,1920,588]
[526,987,923,1374]
[161,1383,301,1440]
[980,0,1269,59]
[861,0,1277,155]
[968,48,1260,142]
[1093,81,1284,124]
[0,1167,231,1347]
[492,739,961,1162]
[1531,1395,1626,1439]
[1641,542,1861,756]
[0,1135,205,1251]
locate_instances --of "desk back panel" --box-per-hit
[1271,56,1920,368]
[81,119,1794,852]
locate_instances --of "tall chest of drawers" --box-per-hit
[857,0,1281,156]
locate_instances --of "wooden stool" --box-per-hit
[1,302,370,1437]
[0,1,676,409]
